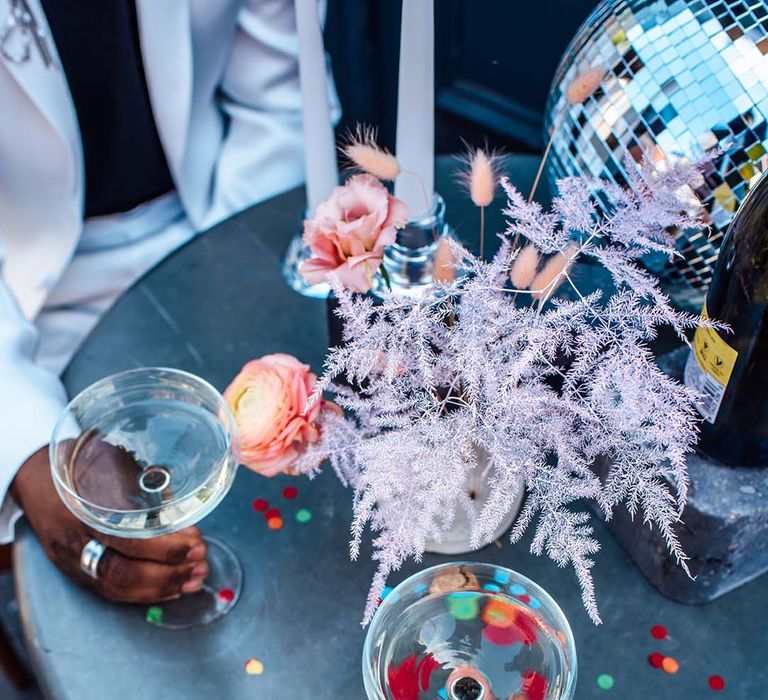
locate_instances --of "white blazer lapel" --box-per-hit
[134,0,193,182]
[0,0,81,169]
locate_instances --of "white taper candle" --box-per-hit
[295,0,339,213]
[394,0,435,219]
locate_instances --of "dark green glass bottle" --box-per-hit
[684,169,768,467]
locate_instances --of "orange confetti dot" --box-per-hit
[481,598,518,627]
[244,658,264,675]
[267,517,283,530]
[661,656,679,674]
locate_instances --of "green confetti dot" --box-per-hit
[296,508,312,523]
[146,606,163,625]
[446,592,480,621]
[596,674,614,690]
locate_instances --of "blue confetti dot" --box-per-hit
[483,583,501,592]
[381,587,393,599]
[414,583,429,595]
[493,569,511,585]
[509,583,526,596]
[438,689,448,699]
[529,596,542,609]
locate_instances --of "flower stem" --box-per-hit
[528,109,565,205]
[480,205,485,260]
[402,169,437,241]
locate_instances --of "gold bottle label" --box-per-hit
[684,304,738,423]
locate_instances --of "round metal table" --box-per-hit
[15,157,766,699]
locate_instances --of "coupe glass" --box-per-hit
[50,367,242,629]
[363,562,577,700]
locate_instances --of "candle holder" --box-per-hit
[372,192,452,299]
[281,213,330,299]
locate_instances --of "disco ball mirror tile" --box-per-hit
[546,0,768,309]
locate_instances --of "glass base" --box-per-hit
[281,233,330,299]
[144,535,243,630]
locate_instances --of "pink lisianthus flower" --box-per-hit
[223,354,324,476]
[300,173,408,293]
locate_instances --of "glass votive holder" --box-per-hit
[374,193,452,299]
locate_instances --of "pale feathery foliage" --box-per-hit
[296,150,724,626]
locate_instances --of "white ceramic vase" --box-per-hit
[424,448,524,555]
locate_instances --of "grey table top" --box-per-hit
[15,156,766,700]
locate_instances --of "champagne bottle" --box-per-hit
[684,169,768,467]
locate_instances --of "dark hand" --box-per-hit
[11,446,209,604]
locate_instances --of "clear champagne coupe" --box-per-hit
[50,367,242,629]
[363,562,577,700]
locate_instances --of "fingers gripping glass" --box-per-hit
[50,368,243,629]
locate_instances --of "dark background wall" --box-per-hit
[325,0,598,155]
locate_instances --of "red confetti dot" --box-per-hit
[651,625,667,640]
[282,486,298,500]
[648,653,665,669]
[252,498,269,512]
[521,671,548,700]
[709,675,725,691]
[516,594,531,604]
[264,508,281,520]
[482,623,525,646]
[217,588,235,603]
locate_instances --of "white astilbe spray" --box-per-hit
[296,151,725,625]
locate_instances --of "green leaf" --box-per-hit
[380,265,392,292]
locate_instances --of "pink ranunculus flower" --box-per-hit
[223,354,323,476]
[300,173,408,293]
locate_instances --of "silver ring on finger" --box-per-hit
[80,539,106,580]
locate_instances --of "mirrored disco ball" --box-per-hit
[546,0,768,309]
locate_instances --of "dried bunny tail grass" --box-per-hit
[342,125,401,181]
[456,145,503,207]
[510,244,541,289]
[433,237,456,284]
[566,65,606,105]
[468,148,497,207]
[531,241,580,301]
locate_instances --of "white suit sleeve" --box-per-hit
[207,0,340,224]
[0,250,69,543]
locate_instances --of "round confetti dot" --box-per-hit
[596,674,614,690]
[217,588,235,603]
[447,592,480,620]
[661,656,680,674]
[252,498,269,512]
[509,583,526,596]
[244,658,264,675]
[146,606,163,625]
[381,586,393,599]
[651,625,667,640]
[516,594,531,605]
[296,508,312,523]
[709,675,725,691]
[264,507,281,520]
[648,653,664,669]
[267,517,283,530]
[414,582,429,595]
[529,596,542,609]
[282,486,298,500]
[493,569,511,585]
[483,583,501,592]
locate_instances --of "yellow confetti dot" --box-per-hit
[245,658,264,675]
